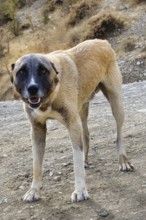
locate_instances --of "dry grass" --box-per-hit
[82,12,126,40]
[120,0,146,7]
[121,37,138,52]
[1,0,144,101]
[133,0,146,3]
[0,28,10,58]
[66,0,99,27]
[63,25,86,47]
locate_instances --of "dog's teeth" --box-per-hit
[29,97,40,104]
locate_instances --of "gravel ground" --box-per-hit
[0,81,146,220]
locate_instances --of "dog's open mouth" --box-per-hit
[28,97,41,108]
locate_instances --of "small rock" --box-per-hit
[137,61,141,66]
[61,156,66,159]
[0,198,7,204]
[49,171,54,176]
[19,185,24,189]
[62,163,69,167]
[136,61,144,66]
[53,176,61,181]
[98,209,109,217]
[90,165,95,169]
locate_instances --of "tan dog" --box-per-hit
[11,39,133,202]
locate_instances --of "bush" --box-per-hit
[84,12,125,40]
[9,17,21,36]
[66,1,100,27]
[67,1,90,27]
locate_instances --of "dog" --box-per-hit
[11,39,134,202]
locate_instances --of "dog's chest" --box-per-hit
[33,106,63,123]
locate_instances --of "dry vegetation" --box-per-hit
[66,1,98,27]
[0,0,146,100]
[83,12,125,40]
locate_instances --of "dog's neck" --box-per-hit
[40,82,60,111]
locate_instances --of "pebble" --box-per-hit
[62,163,70,167]
[53,176,61,181]
[61,156,66,159]
[137,61,141,65]
[19,185,24,189]
[49,171,54,176]
[0,198,7,204]
[137,61,143,66]
[98,209,109,217]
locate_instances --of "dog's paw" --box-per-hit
[71,189,90,202]
[119,155,134,172]
[23,188,40,202]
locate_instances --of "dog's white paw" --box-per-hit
[119,155,134,172]
[71,189,90,202]
[23,188,40,202]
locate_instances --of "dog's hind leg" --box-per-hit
[79,102,90,167]
[23,121,47,202]
[99,62,134,172]
[68,114,89,202]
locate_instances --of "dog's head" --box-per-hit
[11,54,59,109]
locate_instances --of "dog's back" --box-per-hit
[68,39,121,105]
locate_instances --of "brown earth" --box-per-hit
[0,81,146,220]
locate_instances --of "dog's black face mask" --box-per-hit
[12,54,59,109]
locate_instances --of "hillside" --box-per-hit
[0,0,146,100]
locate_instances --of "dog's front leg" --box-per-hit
[23,121,46,202]
[68,116,89,202]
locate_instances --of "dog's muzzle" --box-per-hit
[27,84,42,109]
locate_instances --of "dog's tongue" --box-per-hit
[29,97,40,104]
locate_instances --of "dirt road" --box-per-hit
[0,81,146,220]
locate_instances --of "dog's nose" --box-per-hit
[27,84,39,96]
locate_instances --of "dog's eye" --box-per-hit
[40,68,48,75]
[19,70,24,75]
[17,69,25,77]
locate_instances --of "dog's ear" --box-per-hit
[11,63,15,71]
[51,62,59,75]
[10,63,15,83]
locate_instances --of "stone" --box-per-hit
[98,209,109,217]
[54,176,61,181]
